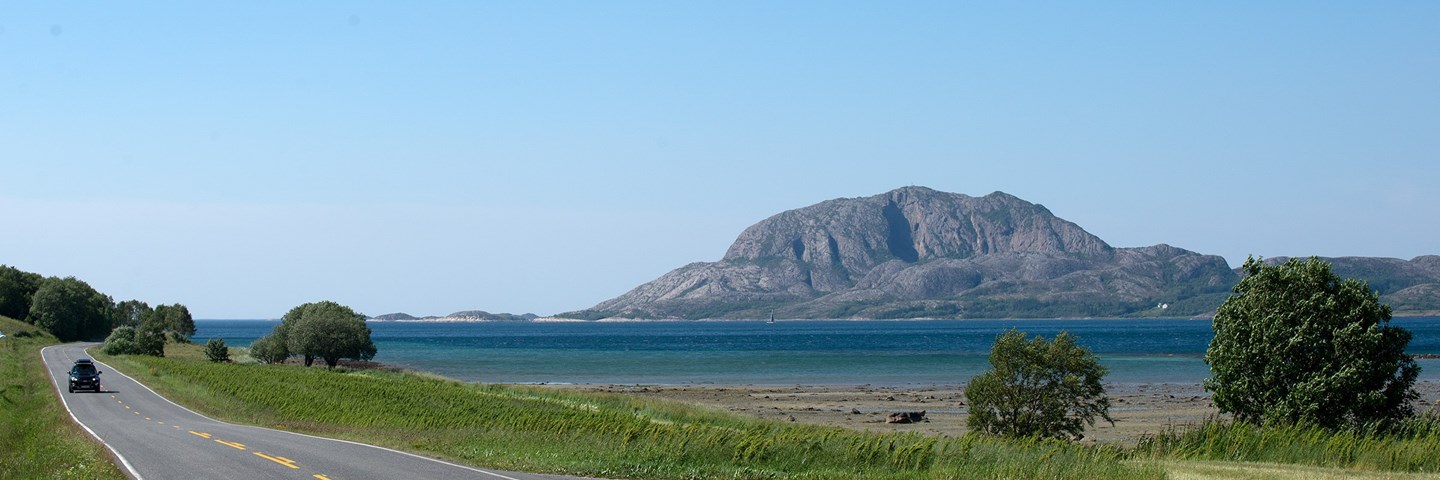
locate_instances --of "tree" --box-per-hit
[276,304,309,365]
[1204,257,1418,429]
[204,338,230,363]
[112,300,153,329]
[135,314,167,356]
[248,333,290,364]
[153,303,195,342]
[101,326,141,355]
[965,329,1113,440]
[0,265,43,321]
[284,301,376,368]
[100,324,162,356]
[28,276,114,341]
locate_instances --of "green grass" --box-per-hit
[98,344,1160,479]
[90,341,1440,479]
[0,316,127,480]
[1134,416,1440,473]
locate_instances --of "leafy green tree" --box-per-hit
[28,277,114,341]
[1205,256,1419,429]
[112,300,153,329]
[276,304,308,364]
[0,265,43,321]
[284,301,376,368]
[135,314,167,356]
[153,303,195,341]
[204,338,230,362]
[101,326,141,355]
[248,333,290,364]
[965,329,1113,440]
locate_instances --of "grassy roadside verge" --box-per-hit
[98,343,1160,479]
[0,316,127,480]
[94,342,1440,479]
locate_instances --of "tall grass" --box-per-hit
[99,346,1161,479]
[1134,414,1440,473]
[0,316,127,480]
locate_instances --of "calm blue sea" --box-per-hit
[194,318,1440,387]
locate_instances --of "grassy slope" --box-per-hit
[100,343,1158,480]
[0,316,126,480]
[97,343,1440,479]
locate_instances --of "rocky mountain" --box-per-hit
[1260,256,1440,314]
[562,186,1241,320]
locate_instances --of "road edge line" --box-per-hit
[87,346,527,480]
[41,344,146,480]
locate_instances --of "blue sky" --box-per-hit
[3,2,1437,318]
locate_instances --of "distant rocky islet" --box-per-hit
[379,186,1440,321]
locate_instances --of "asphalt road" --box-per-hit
[42,343,584,480]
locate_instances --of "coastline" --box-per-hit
[537,380,1440,445]
[363,312,1440,323]
[368,316,1219,323]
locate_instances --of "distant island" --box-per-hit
[550,186,1439,320]
[369,311,539,322]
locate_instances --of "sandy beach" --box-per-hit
[545,380,1440,445]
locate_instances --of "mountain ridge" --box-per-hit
[565,187,1256,320]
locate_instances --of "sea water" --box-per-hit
[194,318,1440,386]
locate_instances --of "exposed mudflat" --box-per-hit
[544,380,1440,445]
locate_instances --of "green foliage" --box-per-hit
[111,300,152,329]
[0,316,128,479]
[152,304,195,340]
[248,333,289,364]
[27,277,113,342]
[96,350,1161,479]
[101,323,164,357]
[1204,257,1418,429]
[280,301,376,368]
[100,326,139,355]
[0,265,43,321]
[135,315,167,357]
[203,338,229,363]
[965,329,1113,440]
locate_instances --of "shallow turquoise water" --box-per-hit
[195,317,1440,386]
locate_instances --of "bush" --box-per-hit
[101,327,140,355]
[965,329,1113,440]
[101,325,165,356]
[248,334,289,364]
[204,338,229,363]
[1205,257,1419,429]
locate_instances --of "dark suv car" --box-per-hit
[68,359,101,393]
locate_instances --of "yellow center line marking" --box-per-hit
[314,475,333,480]
[215,440,247,450]
[189,431,212,439]
[253,452,299,469]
